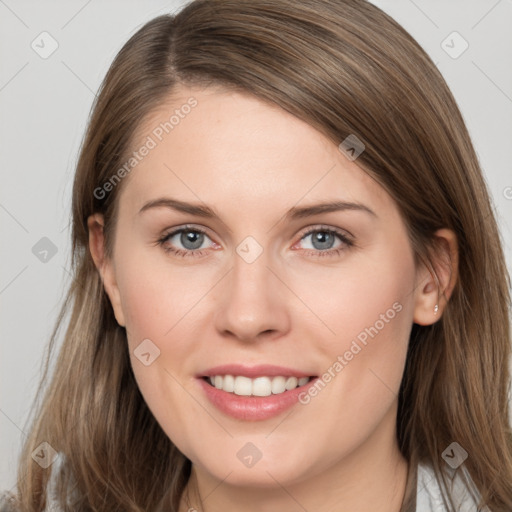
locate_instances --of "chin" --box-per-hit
[196,455,317,488]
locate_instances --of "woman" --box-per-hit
[1,0,511,510]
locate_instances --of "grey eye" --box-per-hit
[300,230,343,251]
[179,230,205,250]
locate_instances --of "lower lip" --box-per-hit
[197,377,318,421]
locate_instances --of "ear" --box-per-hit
[87,213,126,327]
[413,228,458,326]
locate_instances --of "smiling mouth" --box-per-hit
[202,375,315,396]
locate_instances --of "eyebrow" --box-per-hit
[138,197,377,221]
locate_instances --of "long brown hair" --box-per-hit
[5,0,511,510]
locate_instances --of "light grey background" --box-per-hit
[1,0,511,493]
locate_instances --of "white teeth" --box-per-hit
[271,376,286,394]
[206,375,312,396]
[252,377,272,397]
[285,377,298,390]
[223,374,235,392]
[234,376,252,396]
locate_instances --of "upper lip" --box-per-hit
[199,364,315,379]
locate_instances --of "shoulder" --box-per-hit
[0,453,67,512]
[416,461,488,512]
[0,490,63,512]
[0,492,18,512]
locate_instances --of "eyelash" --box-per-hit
[156,224,354,259]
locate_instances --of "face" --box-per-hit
[92,84,432,488]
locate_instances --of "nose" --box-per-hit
[214,244,291,343]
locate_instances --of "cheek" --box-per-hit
[113,244,218,405]
[293,247,415,439]
[115,244,215,342]
[289,245,415,352]
[113,251,212,451]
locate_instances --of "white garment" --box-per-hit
[416,461,486,511]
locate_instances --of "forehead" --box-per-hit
[117,84,394,221]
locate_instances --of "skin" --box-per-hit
[88,84,458,512]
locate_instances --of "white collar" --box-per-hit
[416,461,487,511]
